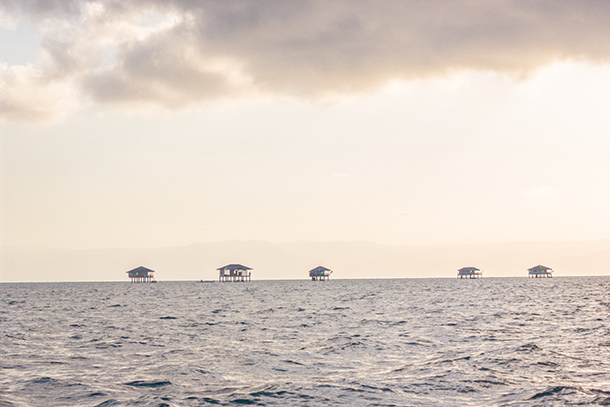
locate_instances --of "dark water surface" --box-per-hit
[1,277,610,406]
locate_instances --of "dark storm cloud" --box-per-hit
[2,0,610,121]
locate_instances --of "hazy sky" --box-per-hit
[2,1,610,251]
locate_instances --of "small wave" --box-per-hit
[403,341,426,346]
[159,316,177,319]
[536,361,559,367]
[230,398,260,405]
[360,384,394,393]
[95,343,122,349]
[473,379,509,386]
[392,364,409,373]
[517,343,541,352]
[5,333,26,341]
[29,377,57,384]
[95,400,120,407]
[598,397,610,405]
[249,390,289,398]
[529,385,579,400]
[198,397,221,404]
[339,386,366,393]
[124,380,172,388]
[439,355,471,364]
[322,336,366,353]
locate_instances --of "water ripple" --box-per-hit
[1,277,609,406]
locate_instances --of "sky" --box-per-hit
[2,1,610,262]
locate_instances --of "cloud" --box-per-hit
[0,62,78,123]
[3,0,610,123]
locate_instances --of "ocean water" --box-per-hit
[1,277,609,406]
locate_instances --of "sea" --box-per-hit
[1,277,609,406]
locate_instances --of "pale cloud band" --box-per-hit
[2,0,610,123]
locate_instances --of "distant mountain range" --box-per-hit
[1,239,609,282]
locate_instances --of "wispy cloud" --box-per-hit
[3,0,610,123]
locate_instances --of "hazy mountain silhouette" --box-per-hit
[2,239,609,282]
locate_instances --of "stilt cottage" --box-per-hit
[457,267,482,279]
[126,266,156,283]
[309,266,333,281]
[528,265,553,278]
[218,264,252,282]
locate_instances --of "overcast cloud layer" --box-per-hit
[2,0,610,122]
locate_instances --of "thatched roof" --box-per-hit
[528,265,553,272]
[458,267,480,272]
[309,266,332,273]
[309,266,333,276]
[217,264,252,271]
[126,266,155,274]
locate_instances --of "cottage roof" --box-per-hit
[528,265,553,272]
[217,264,252,271]
[458,267,480,272]
[309,266,332,273]
[126,266,155,274]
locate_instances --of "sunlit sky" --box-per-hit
[2,1,610,253]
